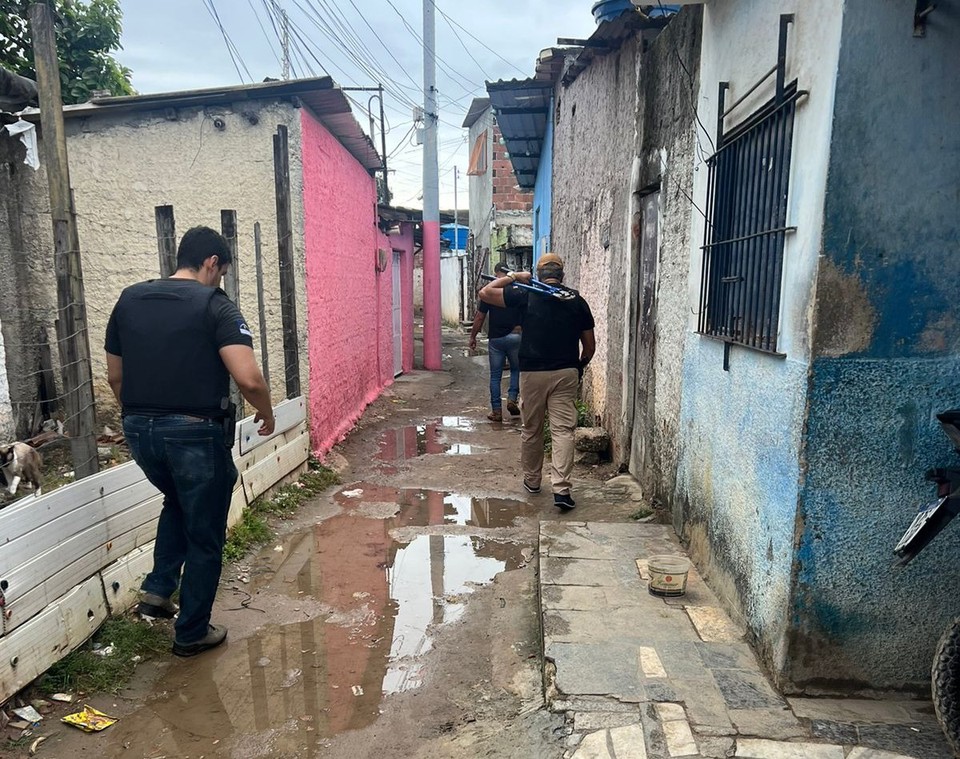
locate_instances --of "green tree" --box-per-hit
[0,0,134,105]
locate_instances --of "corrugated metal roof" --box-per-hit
[561,10,670,85]
[19,76,382,172]
[485,79,554,191]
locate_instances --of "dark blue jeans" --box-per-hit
[489,332,521,410]
[123,415,237,644]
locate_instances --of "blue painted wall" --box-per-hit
[788,0,960,690]
[532,96,554,269]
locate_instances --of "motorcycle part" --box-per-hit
[933,615,960,755]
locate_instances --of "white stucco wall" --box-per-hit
[12,100,310,418]
[677,0,844,673]
[467,108,494,259]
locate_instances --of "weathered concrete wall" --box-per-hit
[532,97,554,267]
[676,0,844,677]
[786,0,960,691]
[300,107,394,455]
[440,253,467,324]
[621,7,702,508]
[0,99,310,427]
[552,35,643,428]
[0,315,13,441]
[467,107,494,259]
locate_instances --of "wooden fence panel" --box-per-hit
[237,396,306,455]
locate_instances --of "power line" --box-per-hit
[438,9,492,81]
[201,0,253,82]
[432,1,527,78]
[345,0,423,99]
[247,0,282,67]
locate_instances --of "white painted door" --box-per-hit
[392,252,403,377]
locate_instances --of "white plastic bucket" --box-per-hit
[647,555,691,597]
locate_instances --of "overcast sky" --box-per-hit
[114,0,599,209]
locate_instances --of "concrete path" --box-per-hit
[538,510,953,759]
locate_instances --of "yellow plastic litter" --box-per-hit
[61,705,117,732]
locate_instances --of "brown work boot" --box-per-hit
[487,410,502,422]
[506,399,520,416]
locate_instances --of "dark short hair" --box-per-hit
[539,263,564,282]
[177,226,232,270]
[494,262,510,274]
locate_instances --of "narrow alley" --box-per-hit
[14,331,951,759]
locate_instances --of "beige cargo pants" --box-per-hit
[519,368,579,494]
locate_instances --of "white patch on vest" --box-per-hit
[238,320,253,337]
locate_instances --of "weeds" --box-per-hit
[222,457,339,562]
[630,507,654,521]
[39,616,170,696]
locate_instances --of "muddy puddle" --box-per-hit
[96,486,533,757]
[377,422,484,461]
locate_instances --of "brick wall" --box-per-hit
[490,124,533,212]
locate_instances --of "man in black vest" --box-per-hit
[105,226,274,656]
[479,253,595,509]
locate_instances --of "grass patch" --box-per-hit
[222,457,339,562]
[39,616,170,696]
[630,507,654,521]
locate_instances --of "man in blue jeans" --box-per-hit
[105,226,274,656]
[469,262,522,422]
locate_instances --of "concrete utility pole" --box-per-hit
[280,5,290,80]
[29,2,99,479]
[421,0,442,370]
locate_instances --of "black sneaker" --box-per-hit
[507,399,520,416]
[138,592,178,619]
[554,492,576,510]
[523,480,542,494]
[172,624,228,657]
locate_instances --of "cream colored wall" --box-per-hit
[18,100,310,418]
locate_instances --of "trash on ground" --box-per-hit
[273,545,284,552]
[50,693,74,703]
[29,735,46,755]
[342,489,364,498]
[12,705,42,723]
[62,704,118,732]
[351,685,364,696]
[91,643,116,657]
[9,719,31,730]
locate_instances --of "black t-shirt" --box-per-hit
[105,279,253,417]
[478,296,522,339]
[503,287,595,372]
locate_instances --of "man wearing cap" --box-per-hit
[469,261,522,422]
[478,253,595,509]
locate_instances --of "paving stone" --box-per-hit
[856,723,954,759]
[547,642,646,701]
[786,698,919,725]
[639,646,668,678]
[575,711,642,732]
[662,718,699,757]
[655,641,708,679]
[541,557,621,587]
[697,735,736,758]
[553,697,644,713]
[728,708,806,740]
[645,680,682,703]
[846,748,921,759]
[655,702,687,722]
[696,642,761,671]
[670,677,735,734]
[733,739,844,758]
[542,529,617,560]
[546,607,697,646]
[609,724,649,759]
[712,669,785,710]
[687,606,745,642]
[572,730,614,759]
[810,720,858,744]
[542,585,611,612]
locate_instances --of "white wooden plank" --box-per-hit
[226,484,248,530]
[238,396,306,455]
[0,477,158,579]
[0,575,108,704]
[241,433,309,503]
[3,500,161,634]
[0,459,146,547]
[100,543,155,616]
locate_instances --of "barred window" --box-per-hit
[698,81,802,354]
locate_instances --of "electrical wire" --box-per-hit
[201,0,253,83]
[438,8,492,81]
[431,1,527,78]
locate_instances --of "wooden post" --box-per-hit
[155,205,177,277]
[30,3,99,478]
[37,326,57,420]
[253,222,270,391]
[273,125,301,399]
[220,210,244,418]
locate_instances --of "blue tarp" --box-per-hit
[440,224,468,251]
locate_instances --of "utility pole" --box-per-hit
[453,165,459,254]
[280,4,290,80]
[378,83,388,203]
[29,2,99,478]
[421,0,441,370]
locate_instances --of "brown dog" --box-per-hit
[0,442,42,497]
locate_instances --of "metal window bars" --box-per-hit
[697,14,806,361]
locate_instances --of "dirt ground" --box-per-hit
[2,330,630,759]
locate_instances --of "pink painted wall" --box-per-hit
[389,222,416,373]
[300,108,395,455]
